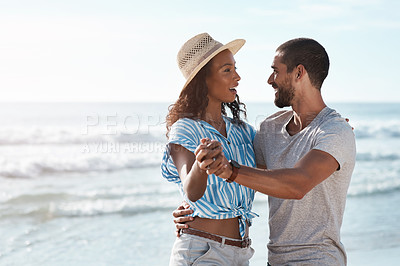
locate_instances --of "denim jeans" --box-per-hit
[169,232,254,266]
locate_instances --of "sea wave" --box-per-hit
[0,126,167,145]
[348,180,400,197]
[0,151,163,179]
[3,180,400,221]
[0,189,180,220]
[354,121,400,139]
[348,167,400,197]
[357,152,400,162]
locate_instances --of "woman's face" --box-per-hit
[206,49,241,104]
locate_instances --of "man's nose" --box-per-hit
[267,73,274,85]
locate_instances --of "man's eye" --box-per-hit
[224,68,231,72]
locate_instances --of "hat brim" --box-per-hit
[181,39,245,91]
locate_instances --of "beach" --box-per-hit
[1,102,400,265]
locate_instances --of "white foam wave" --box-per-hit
[348,179,400,196]
[348,168,400,196]
[0,150,163,179]
[357,152,400,162]
[354,121,400,139]
[0,190,180,219]
[50,197,179,217]
[0,126,167,145]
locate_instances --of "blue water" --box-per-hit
[0,102,400,265]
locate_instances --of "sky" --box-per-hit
[0,0,399,103]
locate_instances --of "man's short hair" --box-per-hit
[277,38,329,90]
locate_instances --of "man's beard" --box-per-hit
[274,82,295,108]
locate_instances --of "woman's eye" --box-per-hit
[224,68,231,72]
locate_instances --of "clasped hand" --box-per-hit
[194,138,232,179]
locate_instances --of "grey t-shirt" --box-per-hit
[254,107,356,265]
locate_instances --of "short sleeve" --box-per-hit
[313,119,356,170]
[254,131,266,167]
[168,118,199,153]
[161,119,201,184]
[253,118,269,168]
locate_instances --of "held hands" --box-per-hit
[194,138,232,179]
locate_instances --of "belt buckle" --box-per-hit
[241,238,251,248]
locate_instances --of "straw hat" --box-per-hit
[177,33,245,90]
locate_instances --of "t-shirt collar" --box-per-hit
[285,107,331,136]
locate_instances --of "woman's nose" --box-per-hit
[234,69,241,81]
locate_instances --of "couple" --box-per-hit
[162,33,356,266]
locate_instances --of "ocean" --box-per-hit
[0,102,399,265]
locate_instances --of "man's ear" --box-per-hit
[296,64,306,79]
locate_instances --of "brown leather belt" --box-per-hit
[181,228,251,248]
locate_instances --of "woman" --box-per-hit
[161,33,257,265]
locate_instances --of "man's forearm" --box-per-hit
[234,166,314,199]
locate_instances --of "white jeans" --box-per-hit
[169,232,254,266]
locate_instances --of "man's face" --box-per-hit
[268,53,295,108]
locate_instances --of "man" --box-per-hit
[175,38,356,265]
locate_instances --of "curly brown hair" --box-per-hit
[166,60,247,138]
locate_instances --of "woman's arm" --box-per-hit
[169,143,207,202]
[169,140,223,202]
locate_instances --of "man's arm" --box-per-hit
[209,149,339,199]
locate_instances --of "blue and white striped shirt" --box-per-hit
[161,116,258,238]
